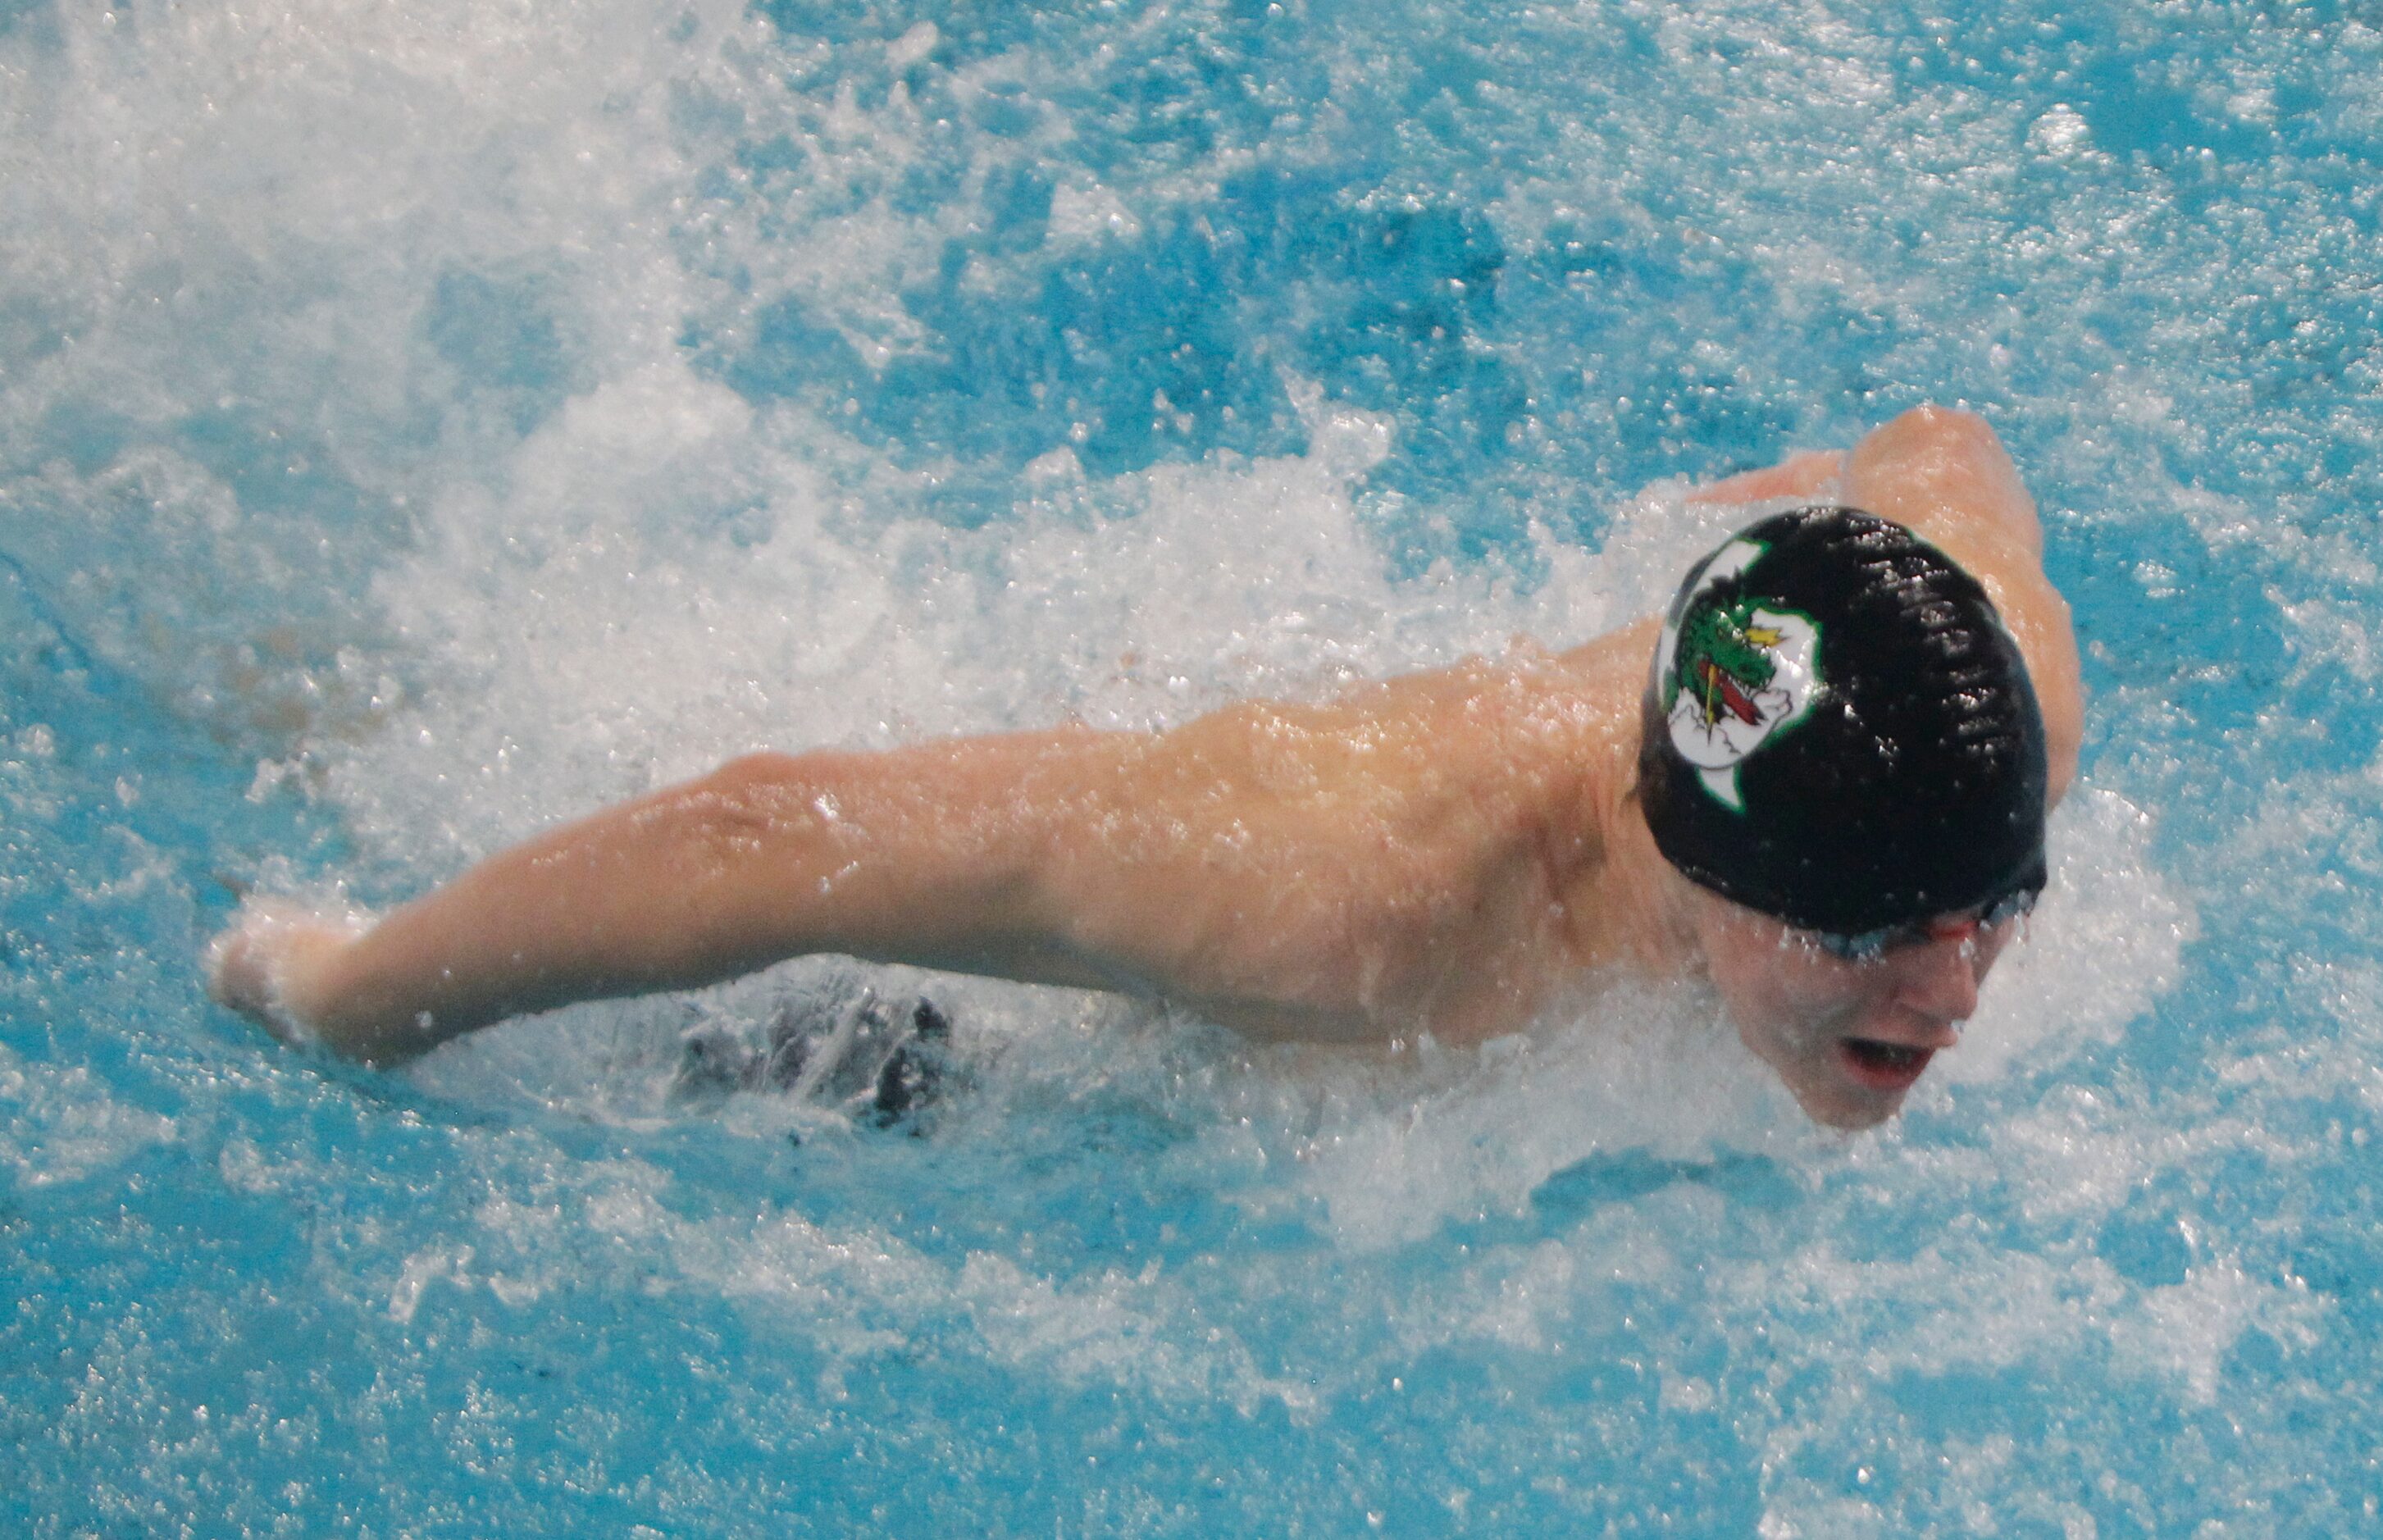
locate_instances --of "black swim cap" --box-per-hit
[1638,506,2048,936]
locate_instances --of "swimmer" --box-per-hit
[208,406,2080,1128]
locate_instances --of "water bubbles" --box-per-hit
[3,0,2379,1531]
[2030,103,2093,156]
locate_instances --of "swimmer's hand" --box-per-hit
[205,900,381,1057]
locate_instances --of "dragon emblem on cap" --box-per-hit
[1652,537,1820,810]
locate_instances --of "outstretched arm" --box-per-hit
[209,667,1594,1062]
[212,732,1125,1064]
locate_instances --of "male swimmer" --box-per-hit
[208,407,2081,1128]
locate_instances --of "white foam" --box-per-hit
[1936,786,2194,1087]
[1265,992,1812,1253]
[1047,181,1145,245]
[377,1150,1322,1413]
[2108,1254,2323,1407]
[0,0,2366,1528]
[335,380,1536,865]
[0,1043,176,1191]
[2029,104,2093,157]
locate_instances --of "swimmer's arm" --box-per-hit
[212,679,1556,1061]
[1843,407,2083,803]
[212,733,1132,1064]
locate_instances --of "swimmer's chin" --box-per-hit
[1787,1068,1929,1130]
[1797,1090,1911,1131]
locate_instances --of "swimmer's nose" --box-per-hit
[1892,932,1980,1031]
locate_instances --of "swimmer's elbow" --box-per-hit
[2009,583,2083,808]
[2039,653,2085,809]
[707,749,809,794]
[652,750,849,895]
[695,740,1070,952]
[694,749,811,826]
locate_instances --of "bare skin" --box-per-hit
[210,407,2081,1128]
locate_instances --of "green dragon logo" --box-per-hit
[1653,538,1821,810]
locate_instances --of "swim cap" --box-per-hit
[1638,506,2048,936]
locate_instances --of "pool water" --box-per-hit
[5,0,2381,1533]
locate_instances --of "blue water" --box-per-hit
[5,0,2380,1532]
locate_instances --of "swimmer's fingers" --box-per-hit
[1687,449,1846,506]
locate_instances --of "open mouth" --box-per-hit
[1838,1037,1935,1093]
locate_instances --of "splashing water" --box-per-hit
[4,0,2380,1532]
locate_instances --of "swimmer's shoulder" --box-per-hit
[1364,629,1652,775]
[1202,638,1645,870]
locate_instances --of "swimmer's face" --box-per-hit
[1688,891,2021,1128]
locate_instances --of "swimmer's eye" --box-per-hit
[1978,883,2039,930]
[1809,882,2041,964]
[1811,926,1899,964]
